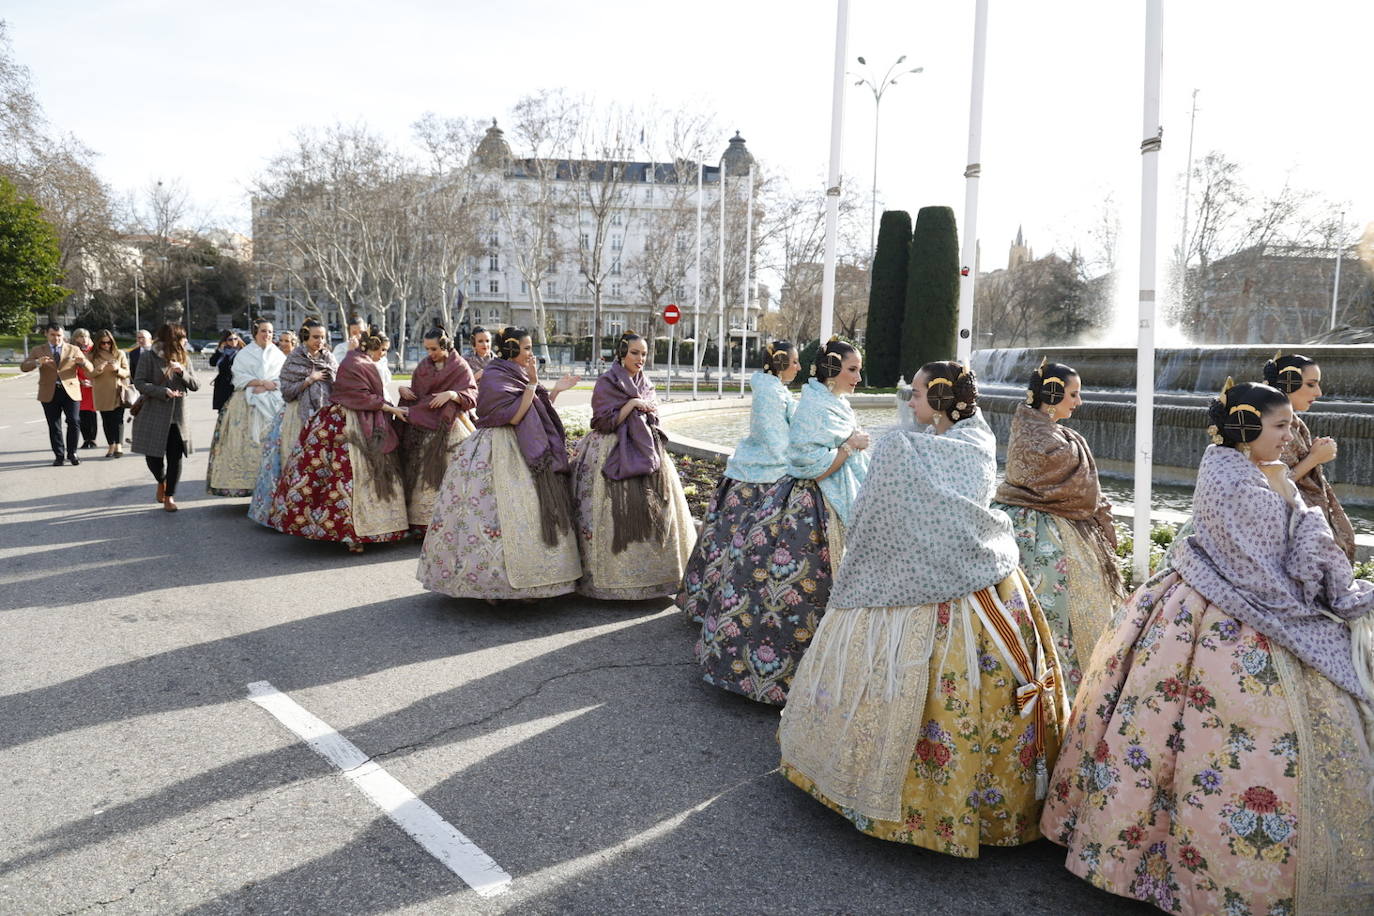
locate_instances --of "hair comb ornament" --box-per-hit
[1219,376,1235,406]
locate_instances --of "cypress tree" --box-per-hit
[863,210,912,386]
[901,205,960,376]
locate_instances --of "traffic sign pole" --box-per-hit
[662,303,681,400]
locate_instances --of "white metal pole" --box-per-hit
[667,319,674,399]
[818,0,849,345]
[739,163,755,395]
[956,0,989,366]
[1133,0,1164,585]
[133,271,140,332]
[1330,210,1345,331]
[1178,89,1198,275]
[693,158,703,399]
[717,155,726,398]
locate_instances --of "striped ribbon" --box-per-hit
[967,586,1055,761]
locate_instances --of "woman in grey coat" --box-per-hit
[132,323,200,512]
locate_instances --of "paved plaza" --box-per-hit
[0,375,1151,915]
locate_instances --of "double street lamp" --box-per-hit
[852,55,924,258]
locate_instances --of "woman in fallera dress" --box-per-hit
[1041,379,1374,915]
[1264,350,1358,562]
[779,360,1067,858]
[677,340,801,624]
[398,328,477,534]
[990,359,1124,701]
[207,319,284,496]
[695,339,871,705]
[417,327,581,601]
[571,332,695,601]
[248,320,336,527]
[268,332,409,552]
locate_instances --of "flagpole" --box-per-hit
[739,163,755,395]
[818,0,850,344]
[1133,0,1164,584]
[693,157,703,399]
[956,0,989,365]
[717,152,726,399]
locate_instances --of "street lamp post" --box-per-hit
[852,55,924,258]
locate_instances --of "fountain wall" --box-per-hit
[971,345,1374,503]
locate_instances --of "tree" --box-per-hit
[863,210,911,385]
[568,103,637,353]
[901,206,959,374]
[0,175,68,332]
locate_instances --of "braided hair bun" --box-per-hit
[812,339,858,382]
[1262,350,1317,396]
[360,332,387,352]
[1206,379,1288,447]
[423,327,453,351]
[1026,359,1078,408]
[615,331,645,362]
[764,339,797,375]
[495,326,528,360]
[919,360,978,422]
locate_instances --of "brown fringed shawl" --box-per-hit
[590,362,673,553]
[474,358,574,547]
[403,349,477,491]
[1283,414,1357,563]
[332,350,401,500]
[994,404,1124,596]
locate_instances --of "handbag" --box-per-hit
[119,384,137,409]
[129,394,144,417]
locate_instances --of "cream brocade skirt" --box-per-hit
[570,431,694,601]
[207,391,264,495]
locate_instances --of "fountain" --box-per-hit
[970,345,1374,504]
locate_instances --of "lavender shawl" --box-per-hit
[474,359,568,472]
[590,362,660,481]
[1172,445,1374,698]
[279,345,336,424]
[406,349,477,431]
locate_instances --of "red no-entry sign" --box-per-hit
[663,303,681,325]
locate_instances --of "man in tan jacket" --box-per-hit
[20,323,94,466]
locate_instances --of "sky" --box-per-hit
[6,0,1374,333]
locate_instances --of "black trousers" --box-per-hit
[42,387,80,459]
[100,408,125,445]
[79,409,98,445]
[145,424,186,497]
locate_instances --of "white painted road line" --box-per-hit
[24,419,43,424]
[246,680,512,897]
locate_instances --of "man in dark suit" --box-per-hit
[20,323,94,466]
[128,328,152,378]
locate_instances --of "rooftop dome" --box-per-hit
[472,119,512,170]
[720,131,755,178]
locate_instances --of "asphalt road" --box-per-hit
[0,373,1153,915]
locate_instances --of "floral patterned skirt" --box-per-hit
[675,476,775,624]
[1041,570,1374,915]
[266,404,408,546]
[694,477,839,706]
[247,408,308,527]
[417,427,581,601]
[206,392,261,496]
[570,430,695,601]
[992,503,1118,703]
[780,572,1065,857]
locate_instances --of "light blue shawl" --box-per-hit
[785,378,869,525]
[725,371,796,483]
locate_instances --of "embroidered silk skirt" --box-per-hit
[1040,570,1374,915]
[402,418,472,530]
[569,430,694,601]
[266,404,408,547]
[992,503,1119,703]
[206,391,262,496]
[694,477,843,705]
[248,408,308,527]
[778,571,1066,858]
[417,427,580,600]
[676,476,775,625]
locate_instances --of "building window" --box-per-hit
[488,207,499,221]
[675,237,688,252]
[520,279,528,294]
[644,187,654,202]
[610,212,623,226]
[611,235,623,251]
[489,279,500,294]
[610,282,622,298]
[488,308,499,321]
[470,278,481,294]
[610,259,621,276]
[580,233,589,249]
[547,281,557,296]
[675,284,686,300]
[489,253,500,271]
